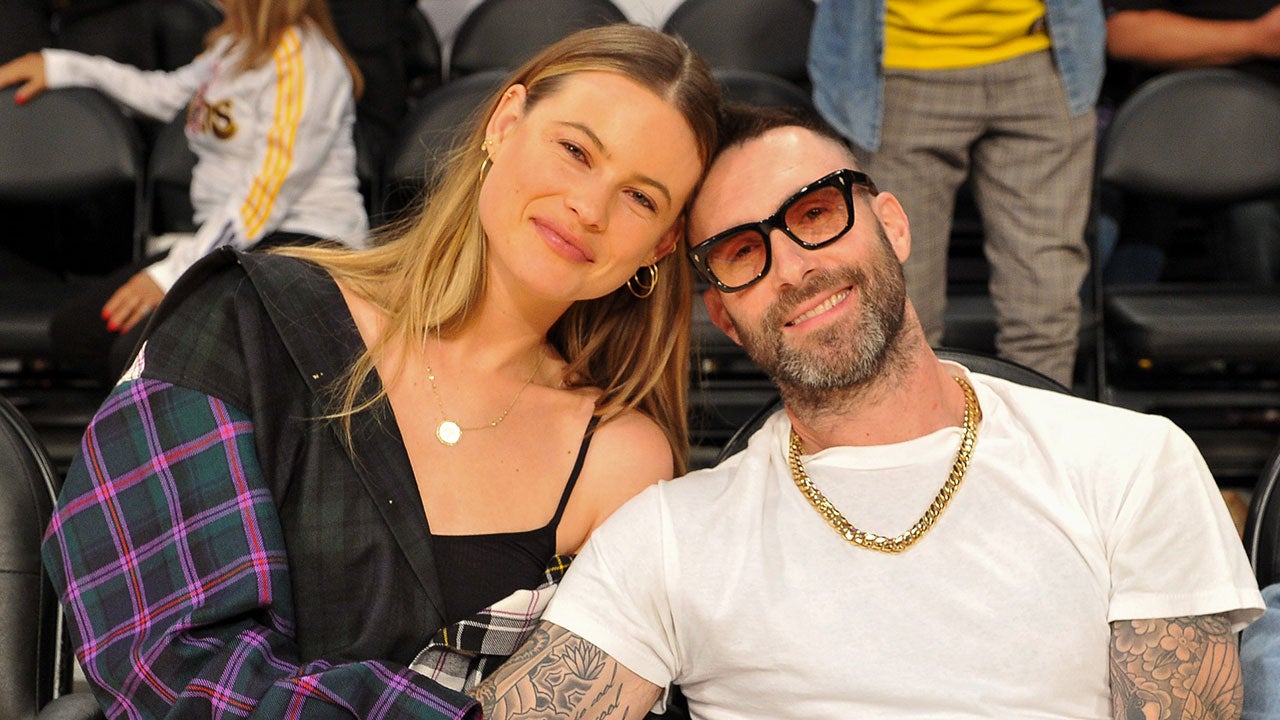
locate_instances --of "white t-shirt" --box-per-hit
[544,366,1264,719]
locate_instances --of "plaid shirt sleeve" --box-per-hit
[42,375,479,720]
[411,555,572,692]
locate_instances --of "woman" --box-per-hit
[0,0,368,382]
[41,23,719,720]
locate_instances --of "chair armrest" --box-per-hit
[37,693,106,720]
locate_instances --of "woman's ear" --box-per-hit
[653,215,685,262]
[484,84,529,152]
[871,191,912,263]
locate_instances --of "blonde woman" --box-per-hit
[0,0,368,382]
[42,23,719,719]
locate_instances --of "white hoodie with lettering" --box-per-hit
[44,21,368,290]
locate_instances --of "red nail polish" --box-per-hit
[106,321,118,332]
[15,95,26,106]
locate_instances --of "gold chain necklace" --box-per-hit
[787,375,981,553]
[426,352,546,446]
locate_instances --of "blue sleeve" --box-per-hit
[1243,582,1280,720]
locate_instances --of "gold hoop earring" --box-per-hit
[627,263,658,299]
[479,139,493,180]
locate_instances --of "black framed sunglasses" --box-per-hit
[688,168,878,292]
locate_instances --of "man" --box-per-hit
[472,105,1264,718]
[806,0,1103,387]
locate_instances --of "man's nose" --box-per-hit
[767,229,818,288]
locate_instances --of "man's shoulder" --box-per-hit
[653,413,784,508]
[973,371,1183,445]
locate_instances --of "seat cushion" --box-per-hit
[1106,285,1280,365]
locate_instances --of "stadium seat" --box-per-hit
[447,0,626,80]
[1246,439,1280,588]
[662,0,815,89]
[0,87,146,362]
[0,393,104,720]
[378,69,507,225]
[1096,68,1280,483]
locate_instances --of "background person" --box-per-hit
[41,23,719,718]
[1100,1,1280,286]
[0,0,369,383]
[807,0,1105,386]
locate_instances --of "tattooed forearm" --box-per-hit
[472,621,661,720]
[1109,613,1243,720]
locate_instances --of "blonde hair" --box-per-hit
[279,24,720,474]
[209,0,364,98]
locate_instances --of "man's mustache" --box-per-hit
[763,266,867,329]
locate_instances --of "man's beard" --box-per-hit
[729,229,908,410]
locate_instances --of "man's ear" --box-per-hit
[871,191,911,263]
[702,287,742,346]
[484,84,528,152]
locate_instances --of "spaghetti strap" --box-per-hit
[549,415,600,529]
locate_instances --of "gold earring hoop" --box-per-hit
[479,139,493,180]
[627,263,658,299]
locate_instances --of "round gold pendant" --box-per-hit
[436,420,462,446]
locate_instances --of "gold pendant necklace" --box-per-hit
[426,351,545,446]
[787,375,981,553]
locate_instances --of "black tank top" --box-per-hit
[431,415,600,623]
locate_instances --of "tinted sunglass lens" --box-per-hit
[706,230,767,289]
[784,185,851,244]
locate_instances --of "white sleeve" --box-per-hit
[542,484,681,689]
[1106,419,1264,631]
[42,47,213,121]
[145,28,356,291]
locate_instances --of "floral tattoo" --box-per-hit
[1109,614,1242,720]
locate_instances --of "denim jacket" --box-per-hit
[808,0,1106,151]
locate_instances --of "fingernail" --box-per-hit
[106,321,118,332]
[15,96,26,106]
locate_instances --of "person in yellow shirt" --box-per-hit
[808,0,1106,388]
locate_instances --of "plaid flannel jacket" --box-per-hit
[42,250,480,719]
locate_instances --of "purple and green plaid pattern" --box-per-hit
[43,378,478,719]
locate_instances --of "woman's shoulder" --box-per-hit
[580,408,674,497]
[160,249,329,308]
[142,249,347,391]
[552,404,674,552]
[592,408,673,460]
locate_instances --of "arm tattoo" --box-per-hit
[1109,613,1243,720]
[472,622,662,720]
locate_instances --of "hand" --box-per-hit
[102,272,165,334]
[0,52,48,104]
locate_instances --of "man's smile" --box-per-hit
[785,287,852,327]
